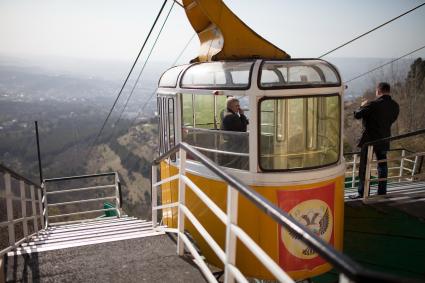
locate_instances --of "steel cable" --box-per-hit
[319,2,425,58]
[87,0,168,158]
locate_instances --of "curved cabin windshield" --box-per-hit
[181,61,253,89]
[181,93,249,170]
[259,95,340,171]
[259,60,340,88]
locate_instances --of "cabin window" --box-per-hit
[182,93,227,129]
[157,97,163,154]
[159,65,186,88]
[157,96,176,157]
[181,93,249,170]
[181,61,253,89]
[259,60,340,88]
[259,94,340,171]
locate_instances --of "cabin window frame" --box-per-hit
[257,59,342,90]
[180,61,255,90]
[157,95,176,158]
[180,92,250,171]
[257,93,341,172]
[158,65,186,88]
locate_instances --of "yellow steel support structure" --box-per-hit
[182,0,290,62]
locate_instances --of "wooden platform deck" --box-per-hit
[344,181,425,281]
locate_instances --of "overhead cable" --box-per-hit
[129,33,196,129]
[172,0,184,8]
[344,44,425,83]
[87,0,168,157]
[113,1,175,129]
[319,2,425,58]
[117,33,196,165]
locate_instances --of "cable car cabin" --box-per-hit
[156,59,345,280]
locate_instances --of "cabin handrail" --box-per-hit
[151,142,413,283]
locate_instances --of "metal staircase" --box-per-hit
[0,165,205,283]
[9,216,162,255]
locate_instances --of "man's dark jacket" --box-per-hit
[354,95,399,151]
[221,109,249,132]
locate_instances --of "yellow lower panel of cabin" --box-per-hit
[160,161,344,281]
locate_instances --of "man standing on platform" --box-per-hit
[351,82,399,199]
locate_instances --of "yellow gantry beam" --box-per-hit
[182,0,290,62]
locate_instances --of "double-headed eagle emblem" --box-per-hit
[288,208,330,256]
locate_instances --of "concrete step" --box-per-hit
[8,216,163,255]
[12,230,165,254]
[32,222,152,242]
[38,219,150,237]
[21,224,155,247]
[44,216,141,232]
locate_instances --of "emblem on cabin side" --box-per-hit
[281,199,333,259]
[277,183,335,271]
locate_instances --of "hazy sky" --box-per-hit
[0,0,424,65]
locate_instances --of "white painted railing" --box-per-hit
[0,165,43,257]
[152,148,295,283]
[42,172,122,226]
[151,143,404,283]
[344,149,423,190]
[362,147,425,199]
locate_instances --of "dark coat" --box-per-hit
[354,95,399,151]
[221,109,249,132]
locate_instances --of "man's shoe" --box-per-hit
[349,194,363,199]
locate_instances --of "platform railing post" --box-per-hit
[30,185,38,233]
[224,185,239,283]
[412,155,419,179]
[151,164,158,228]
[114,173,122,218]
[177,148,186,256]
[351,154,357,188]
[5,173,15,247]
[20,180,28,240]
[363,145,374,199]
[42,182,49,228]
[399,149,406,182]
[37,188,43,230]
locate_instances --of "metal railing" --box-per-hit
[349,129,425,200]
[151,142,412,283]
[43,172,122,227]
[344,148,422,189]
[182,127,249,168]
[0,164,43,257]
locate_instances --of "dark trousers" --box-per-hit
[358,148,388,196]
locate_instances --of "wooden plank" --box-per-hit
[343,201,425,279]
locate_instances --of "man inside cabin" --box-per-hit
[221,97,249,132]
[220,97,249,169]
[351,82,399,199]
